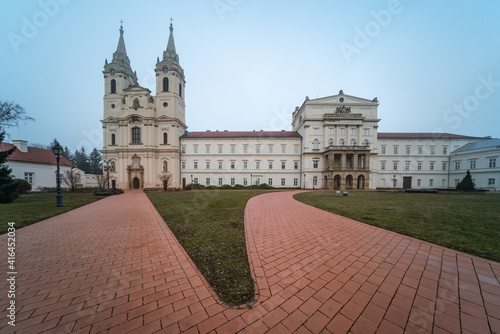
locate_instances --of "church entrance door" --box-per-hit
[133,177,140,189]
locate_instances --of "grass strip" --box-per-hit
[147,190,274,305]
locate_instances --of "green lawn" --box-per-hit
[147,190,276,306]
[0,192,101,234]
[294,191,500,262]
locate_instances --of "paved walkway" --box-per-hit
[0,190,499,333]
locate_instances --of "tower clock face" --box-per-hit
[162,67,168,74]
[110,69,116,76]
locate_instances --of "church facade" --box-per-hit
[101,24,499,191]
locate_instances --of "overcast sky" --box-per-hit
[1,0,499,152]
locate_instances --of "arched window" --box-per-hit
[179,83,182,98]
[110,79,116,94]
[111,134,115,145]
[132,127,141,144]
[313,176,318,186]
[328,139,334,146]
[339,139,345,146]
[163,77,169,92]
[163,161,168,172]
[350,139,356,146]
[313,139,320,150]
[363,139,369,146]
[163,132,168,144]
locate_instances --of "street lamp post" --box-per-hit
[191,174,193,190]
[52,145,64,207]
[104,159,111,189]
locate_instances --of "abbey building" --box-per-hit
[101,24,499,191]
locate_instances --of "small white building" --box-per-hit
[449,138,500,191]
[1,140,73,191]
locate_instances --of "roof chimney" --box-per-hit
[12,140,28,153]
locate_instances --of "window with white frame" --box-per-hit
[381,162,386,170]
[350,128,356,135]
[313,128,319,135]
[281,145,286,153]
[405,162,410,170]
[294,161,298,169]
[313,160,319,168]
[256,146,261,154]
[243,161,247,169]
[489,158,497,168]
[268,178,273,186]
[194,146,198,154]
[193,178,198,184]
[24,172,34,184]
[350,139,356,146]
[442,162,447,171]
[406,146,410,155]
[194,161,198,169]
[269,161,273,169]
[231,145,235,153]
[281,161,286,169]
[455,161,461,170]
[181,146,186,153]
[394,146,398,154]
[312,177,317,186]
[393,162,398,170]
[231,178,235,186]
[218,145,223,154]
[430,162,435,170]
[418,146,423,154]
[281,178,286,186]
[339,128,345,135]
[328,139,334,146]
[430,146,435,155]
[243,178,248,186]
[268,145,273,153]
[294,145,299,153]
[218,161,223,169]
[294,178,298,186]
[417,179,421,186]
[243,145,247,154]
[429,179,434,187]
[206,161,210,169]
[381,146,386,154]
[313,139,320,150]
[328,128,334,135]
[339,139,345,146]
[256,161,260,169]
[417,162,422,170]
[231,161,235,169]
[218,178,223,186]
[206,178,211,186]
[488,178,495,186]
[470,160,476,169]
[255,178,260,186]
[181,161,186,169]
[363,128,370,135]
[206,145,210,154]
[443,146,448,154]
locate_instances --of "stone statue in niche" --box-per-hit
[132,98,142,110]
[149,96,154,103]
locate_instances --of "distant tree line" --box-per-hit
[31,139,103,175]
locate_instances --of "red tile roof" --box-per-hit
[377,132,483,140]
[181,131,302,139]
[0,143,73,167]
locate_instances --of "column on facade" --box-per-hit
[353,153,359,170]
[341,154,346,170]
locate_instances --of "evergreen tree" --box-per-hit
[456,170,475,192]
[89,148,103,174]
[63,146,75,165]
[74,147,91,173]
[0,131,19,202]
[49,138,62,149]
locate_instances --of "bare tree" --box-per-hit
[62,169,80,191]
[0,100,34,132]
[95,174,108,189]
[159,172,172,191]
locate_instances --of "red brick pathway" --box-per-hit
[1,190,499,333]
